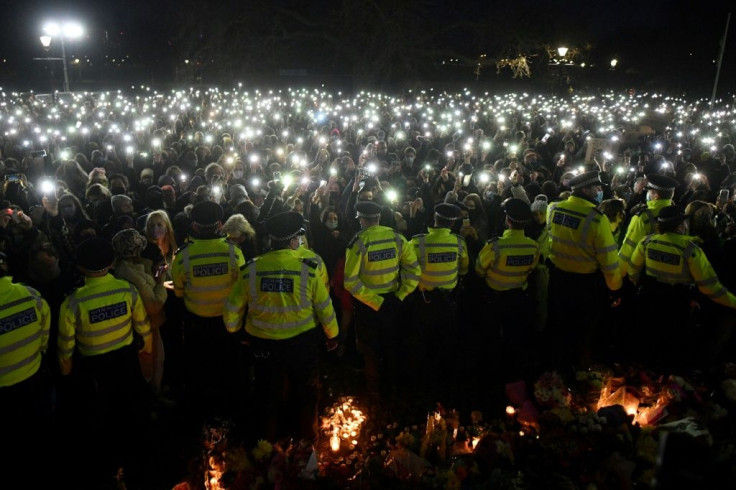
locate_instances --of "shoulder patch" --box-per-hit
[348,232,362,248]
[301,258,319,269]
[631,203,647,216]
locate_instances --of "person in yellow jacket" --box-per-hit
[546,170,622,370]
[224,211,339,443]
[475,198,540,382]
[619,174,676,275]
[344,200,420,396]
[57,238,152,484]
[407,203,468,401]
[0,250,51,428]
[171,200,245,418]
[628,205,736,370]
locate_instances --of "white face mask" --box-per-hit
[233,170,244,179]
[325,220,338,231]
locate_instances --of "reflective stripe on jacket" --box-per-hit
[411,227,469,291]
[223,249,339,340]
[547,195,622,290]
[172,237,245,317]
[475,229,540,291]
[629,232,736,309]
[0,277,50,387]
[344,225,420,310]
[619,199,672,275]
[58,274,151,359]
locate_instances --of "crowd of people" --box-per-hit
[2,86,736,487]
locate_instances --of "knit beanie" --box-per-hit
[530,194,548,214]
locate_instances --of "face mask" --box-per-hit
[406,157,415,164]
[646,191,654,202]
[595,190,604,204]
[111,186,126,196]
[233,170,244,179]
[485,191,496,200]
[325,220,338,231]
[151,225,166,239]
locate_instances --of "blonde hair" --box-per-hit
[145,210,177,259]
[222,213,256,239]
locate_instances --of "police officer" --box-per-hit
[619,174,677,275]
[344,200,420,397]
[57,238,152,484]
[546,171,622,369]
[475,199,540,382]
[0,251,52,474]
[171,200,245,417]
[628,206,736,370]
[224,212,339,444]
[408,203,469,401]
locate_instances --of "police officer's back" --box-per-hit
[224,211,339,444]
[546,171,622,368]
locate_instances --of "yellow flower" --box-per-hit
[252,439,273,462]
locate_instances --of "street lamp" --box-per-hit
[610,58,618,69]
[40,21,84,93]
[557,47,569,58]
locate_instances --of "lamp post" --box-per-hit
[40,21,83,93]
[610,58,618,70]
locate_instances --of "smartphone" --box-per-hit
[5,173,21,183]
[541,133,551,144]
[154,264,168,279]
[463,174,472,187]
[273,171,281,182]
[30,150,47,158]
[719,189,730,202]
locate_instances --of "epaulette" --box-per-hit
[592,207,603,215]
[486,236,500,244]
[412,233,427,240]
[347,232,362,248]
[244,257,258,268]
[301,258,319,269]
[175,243,190,254]
[631,203,648,216]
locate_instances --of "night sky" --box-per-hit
[1,0,734,94]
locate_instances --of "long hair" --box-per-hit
[145,209,177,261]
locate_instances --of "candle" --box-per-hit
[505,406,516,416]
[330,435,340,452]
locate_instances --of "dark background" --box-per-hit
[1,0,734,96]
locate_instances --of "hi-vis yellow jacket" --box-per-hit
[547,195,622,291]
[410,227,469,291]
[618,199,672,275]
[223,249,339,340]
[295,245,329,290]
[0,277,50,387]
[344,225,421,311]
[629,232,736,308]
[475,229,540,291]
[172,237,245,317]
[58,274,152,374]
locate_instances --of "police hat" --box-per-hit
[569,170,602,191]
[646,174,677,192]
[264,211,306,241]
[355,200,382,219]
[656,205,689,224]
[503,198,533,223]
[434,203,462,221]
[76,237,114,272]
[191,201,223,226]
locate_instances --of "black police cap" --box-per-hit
[264,211,306,241]
[656,205,689,224]
[646,174,677,192]
[569,171,602,191]
[76,237,114,272]
[191,201,223,226]
[434,203,462,221]
[355,200,382,219]
[503,198,533,223]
